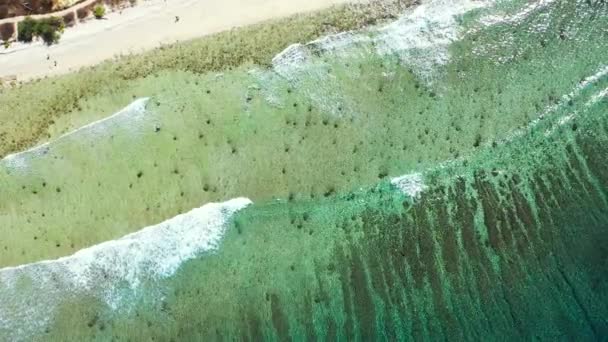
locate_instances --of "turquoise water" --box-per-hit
[1,0,607,340]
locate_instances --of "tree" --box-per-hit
[17,16,64,45]
[17,17,37,43]
[35,17,65,45]
[93,5,106,19]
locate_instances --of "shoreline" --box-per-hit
[0,0,411,159]
[0,0,362,81]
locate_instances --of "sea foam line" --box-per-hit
[391,64,608,197]
[588,86,608,105]
[501,65,608,142]
[0,197,251,340]
[391,173,428,199]
[373,0,490,77]
[270,0,561,89]
[267,0,493,117]
[272,0,492,76]
[0,97,150,169]
[477,0,558,27]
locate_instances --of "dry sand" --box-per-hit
[0,0,358,81]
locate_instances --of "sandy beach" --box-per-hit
[0,0,357,81]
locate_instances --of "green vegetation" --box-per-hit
[36,17,65,45]
[17,16,64,45]
[93,5,106,19]
[16,17,36,42]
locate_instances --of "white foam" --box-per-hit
[544,65,608,116]
[391,173,428,198]
[544,112,575,137]
[0,197,251,340]
[374,0,489,79]
[478,0,558,27]
[271,43,314,74]
[267,0,571,107]
[580,66,608,91]
[468,0,561,64]
[587,86,608,106]
[272,31,370,73]
[272,0,491,81]
[543,83,606,136]
[266,0,493,117]
[0,98,150,171]
[500,65,608,142]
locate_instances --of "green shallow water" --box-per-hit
[42,79,608,340]
[1,0,607,267]
[1,0,607,340]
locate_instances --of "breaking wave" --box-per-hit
[0,98,150,171]
[0,197,251,341]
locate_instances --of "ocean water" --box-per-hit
[0,0,607,339]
